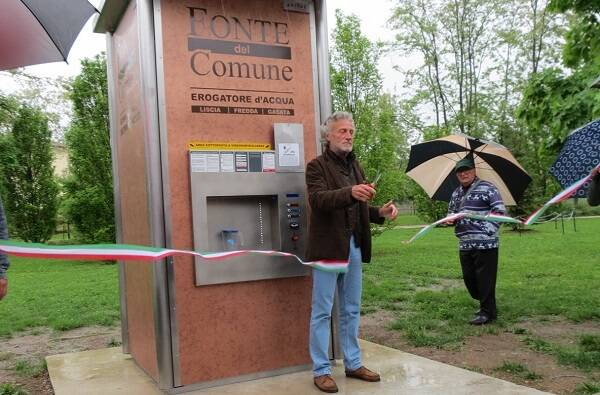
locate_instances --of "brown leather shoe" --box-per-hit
[314,374,338,393]
[345,366,381,382]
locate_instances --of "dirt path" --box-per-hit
[1,318,598,394]
[361,311,600,395]
[0,326,121,394]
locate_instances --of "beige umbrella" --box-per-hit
[405,134,531,206]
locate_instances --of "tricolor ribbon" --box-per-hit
[523,169,598,225]
[407,166,600,242]
[0,240,348,273]
[404,212,522,244]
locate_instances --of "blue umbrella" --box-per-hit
[550,119,600,198]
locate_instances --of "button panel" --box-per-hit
[285,192,302,249]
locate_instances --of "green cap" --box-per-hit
[455,157,475,172]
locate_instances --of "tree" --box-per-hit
[330,10,409,208]
[0,94,19,136]
[549,0,600,68]
[0,105,59,242]
[330,10,383,136]
[365,94,410,207]
[63,54,114,243]
[388,0,564,139]
[389,0,502,136]
[1,69,71,141]
[389,0,566,214]
[515,0,600,210]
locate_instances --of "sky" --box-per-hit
[3,0,406,94]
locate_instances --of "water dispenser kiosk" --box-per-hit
[95,0,334,392]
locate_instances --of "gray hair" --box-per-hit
[321,111,354,139]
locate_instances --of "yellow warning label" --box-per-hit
[188,142,272,151]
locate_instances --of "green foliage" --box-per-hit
[329,10,410,210]
[362,219,600,349]
[549,0,600,68]
[555,334,600,370]
[408,179,448,222]
[14,359,46,378]
[516,65,600,211]
[389,0,564,140]
[574,381,600,394]
[362,94,410,206]
[513,0,600,212]
[330,10,382,129]
[63,54,114,243]
[523,336,554,353]
[0,94,19,133]
[0,105,59,242]
[0,257,119,337]
[0,384,27,395]
[494,361,543,380]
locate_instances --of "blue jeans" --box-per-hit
[309,236,363,377]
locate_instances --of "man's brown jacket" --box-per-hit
[305,149,384,262]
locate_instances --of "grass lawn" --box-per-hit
[0,258,119,337]
[0,217,597,365]
[391,214,425,226]
[365,218,600,357]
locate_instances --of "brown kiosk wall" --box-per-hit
[95,0,333,391]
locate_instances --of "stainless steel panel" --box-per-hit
[138,0,173,389]
[207,196,278,251]
[166,363,311,394]
[94,0,131,33]
[105,31,129,355]
[190,172,309,286]
[314,0,332,128]
[150,0,181,387]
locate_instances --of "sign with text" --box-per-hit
[182,2,307,117]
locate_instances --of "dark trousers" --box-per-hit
[459,248,498,318]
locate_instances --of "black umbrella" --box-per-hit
[406,134,532,205]
[0,0,97,71]
[550,119,600,198]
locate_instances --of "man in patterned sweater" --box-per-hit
[447,157,506,325]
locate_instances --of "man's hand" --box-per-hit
[378,200,398,220]
[0,278,7,300]
[591,166,600,177]
[352,184,376,202]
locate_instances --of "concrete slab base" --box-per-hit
[47,340,552,394]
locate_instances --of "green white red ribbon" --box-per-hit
[407,167,600,242]
[0,240,348,273]
[523,169,598,225]
[405,212,522,244]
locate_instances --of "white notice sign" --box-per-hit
[220,152,235,172]
[190,152,208,172]
[206,152,220,172]
[262,152,276,172]
[278,143,300,167]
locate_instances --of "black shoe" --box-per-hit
[469,314,494,325]
[474,310,497,320]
